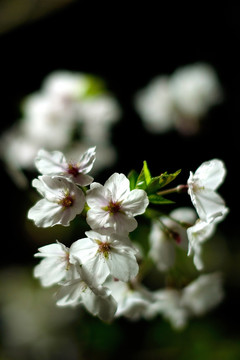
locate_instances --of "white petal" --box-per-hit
[104,173,130,201]
[181,273,224,315]
[28,199,62,227]
[114,212,138,234]
[69,238,98,264]
[56,279,87,307]
[74,173,93,186]
[149,224,176,272]
[194,159,226,190]
[82,285,117,322]
[108,248,139,282]
[192,188,227,222]
[86,208,111,230]
[35,149,66,175]
[86,185,109,207]
[122,189,149,216]
[83,256,110,284]
[34,258,67,286]
[34,242,68,257]
[78,146,96,174]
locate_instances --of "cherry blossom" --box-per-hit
[86,173,149,233]
[187,159,228,223]
[56,264,117,322]
[149,208,197,271]
[28,175,85,227]
[34,240,77,287]
[106,277,153,320]
[70,230,139,284]
[35,147,96,186]
[187,208,228,270]
[180,273,224,315]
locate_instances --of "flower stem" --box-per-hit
[157,184,188,196]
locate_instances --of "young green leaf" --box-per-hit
[148,194,175,204]
[146,169,181,194]
[135,160,152,190]
[143,160,151,185]
[158,169,181,189]
[128,170,139,190]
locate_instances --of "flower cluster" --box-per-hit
[134,62,223,135]
[0,71,121,187]
[28,147,228,327]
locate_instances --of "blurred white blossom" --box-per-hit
[0,267,78,359]
[149,207,197,271]
[106,277,153,321]
[144,272,224,330]
[180,272,224,316]
[134,62,223,135]
[0,70,121,187]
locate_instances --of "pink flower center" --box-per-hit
[107,200,122,214]
[67,163,80,177]
[97,241,111,259]
[59,194,74,208]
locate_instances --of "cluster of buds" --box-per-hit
[28,147,228,328]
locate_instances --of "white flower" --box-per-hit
[86,173,149,233]
[134,76,175,133]
[56,264,117,322]
[181,273,224,315]
[187,220,215,270]
[70,230,139,284]
[134,63,223,136]
[65,142,117,177]
[78,95,121,143]
[147,289,189,330]
[187,210,228,270]
[170,62,223,119]
[187,159,228,223]
[28,175,85,227]
[22,93,76,149]
[42,70,90,101]
[149,221,176,272]
[34,147,96,186]
[145,273,224,329]
[34,240,78,287]
[106,277,153,320]
[149,208,197,271]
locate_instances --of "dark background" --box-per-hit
[0,2,240,359]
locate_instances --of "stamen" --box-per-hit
[102,200,122,215]
[67,163,80,177]
[97,241,111,259]
[64,251,70,270]
[59,194,74,208]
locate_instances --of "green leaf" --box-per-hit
[143,160,151,185]
[146,176,163,194]
[135,160,152,190]
[128,170,139,190]
[148,194,175,204]
[146,169,181,194]
[158,169,181,189]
